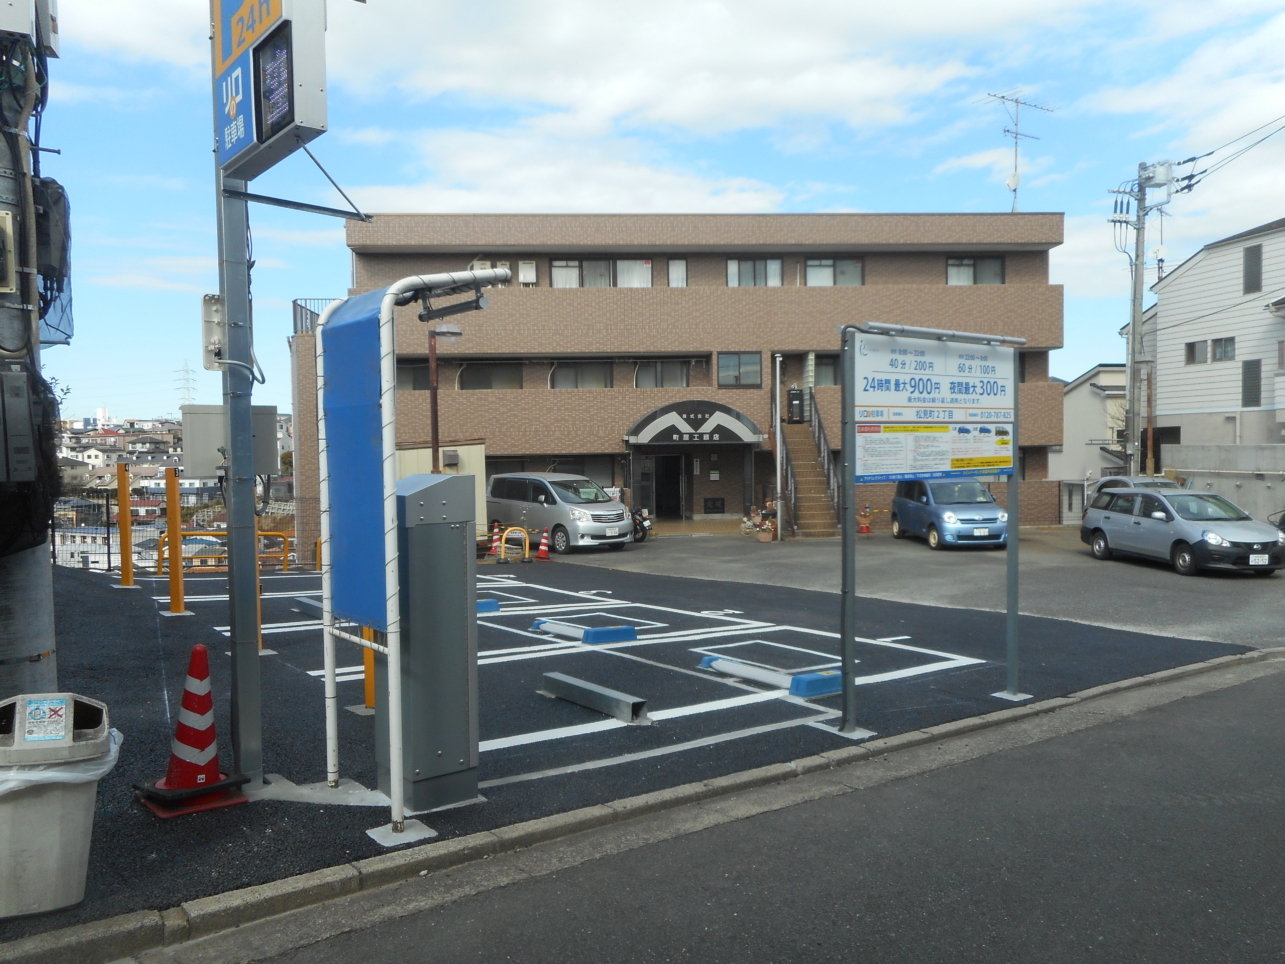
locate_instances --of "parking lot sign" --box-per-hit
[851,333,1016,483]
[213,0,327,181]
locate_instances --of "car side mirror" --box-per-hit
[919,496,928,504]
[1151,511,1168,521]
[536,494,546,504]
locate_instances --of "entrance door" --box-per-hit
[654,455,685,519]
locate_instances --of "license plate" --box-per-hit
[604,527,619,536]
[973,528,990,537]
[1250,554,1269,566]
[643,519,652,528]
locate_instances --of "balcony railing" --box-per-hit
[292,298,339,335]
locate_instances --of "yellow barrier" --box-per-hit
[157,530,293,574]
[496,526,532,564]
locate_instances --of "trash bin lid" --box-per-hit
[0,693,110,765]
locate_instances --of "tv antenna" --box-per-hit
[987,91,1053,212]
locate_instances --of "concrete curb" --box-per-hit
[4,645,1281,964]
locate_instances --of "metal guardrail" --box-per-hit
[808,389,840,514]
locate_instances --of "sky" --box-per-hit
[40,0,1285,421]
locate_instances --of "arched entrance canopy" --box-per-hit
[625,400,764,445]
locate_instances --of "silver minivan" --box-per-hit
[486,472,630,554]
[1081,487,1284,576]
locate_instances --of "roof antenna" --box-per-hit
[987,91,1054,212]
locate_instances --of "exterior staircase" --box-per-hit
[782,422,839,538]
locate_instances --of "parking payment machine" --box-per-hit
[375,474,480,812]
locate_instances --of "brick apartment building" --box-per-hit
[290,213,1064,560]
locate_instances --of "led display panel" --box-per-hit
[254,20,294,144]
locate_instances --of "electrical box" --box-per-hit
[215,0,327,181]
[181,404,280,478]
[0,212,15,294]
[201,294,226,371]
[0,368,35,482]
[35,0,55,56]
[376,474,479,812]
[518,261,537,285]
[0,1,34,39]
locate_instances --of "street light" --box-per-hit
[427,323,462,473]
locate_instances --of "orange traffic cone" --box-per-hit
[536,528,551,560]
[487,522,501,557]
[134,643,249,817]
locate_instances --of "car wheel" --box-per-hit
[927,525,943,550]
[551,526,572,555]
[633,525,647,543]
[607,541,626,552]
[891,515,905,539]
[1171,542,1198,576]
[1091,530,1112,560]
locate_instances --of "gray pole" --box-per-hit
[216,171,263,786]
[1126,168,1148,477]
[1004,353,1022,697]
[839,327,859,732]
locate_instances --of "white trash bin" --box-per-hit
[0,693,121,918]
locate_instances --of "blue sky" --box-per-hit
[42,0,1285,420]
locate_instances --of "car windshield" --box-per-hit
[929,481,994,505]
[1165,494,1252,522]
[551,479,612,504]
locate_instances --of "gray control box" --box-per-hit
[376,473,480,812]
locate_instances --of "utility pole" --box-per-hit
[1110,162,1173,477]
[0,8,60,702]
[987,92,1053,213]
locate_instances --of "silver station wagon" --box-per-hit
[1081,487,1284,576]
[486,472,630,554]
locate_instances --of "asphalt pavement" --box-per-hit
[0,559,1244,945]
[566,527,1282,646]
[250,658,1285,964]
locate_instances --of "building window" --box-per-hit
[615,259,652,288]
[718,352,762,387]
[667,259,687,288]
[1212,337,1235,362]
[1242,359,1262,408]
[395,362,432,390]
[1243,244,1263,295]
[635,360,689,388]
[551,362,613,389]
[551,260,580,288]
[814,355,839,386]
[1184,341,1208,365]
[459,363,523,390]
[947,257,1005,285]
[583,260,612,288]
[805,259,863,286]
[727,259,782,287]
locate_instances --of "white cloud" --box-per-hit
[60,0,208,67]
[84,273,206,293]
[350,128,784,214]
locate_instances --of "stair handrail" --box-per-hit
[781,441,799,538]
[808,389,841,512]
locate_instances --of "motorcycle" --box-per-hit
[631,506,652,543]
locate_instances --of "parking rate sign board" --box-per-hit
[212,0,327,181]
[852,334,1015,483]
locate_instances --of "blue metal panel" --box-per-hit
[323,287,389,630]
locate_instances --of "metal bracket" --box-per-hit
[417,286,488,322]
[221,189,372,222]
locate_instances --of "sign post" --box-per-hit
[208,0,329,786]
[839,322,1030,728]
